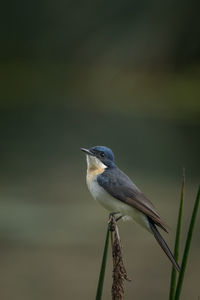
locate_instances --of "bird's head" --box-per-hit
[81,146,115,170]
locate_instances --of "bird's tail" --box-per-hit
[148,217,180,272]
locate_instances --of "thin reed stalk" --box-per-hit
[174,186,200,300]
[96,225,110,300]
[169,170,185,300]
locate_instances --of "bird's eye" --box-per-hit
[100,152,105,157]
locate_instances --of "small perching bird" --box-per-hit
[81,145,180,272]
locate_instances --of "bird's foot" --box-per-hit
[109,212,119,218]
[108,212,123,231]
[115,215,123,222]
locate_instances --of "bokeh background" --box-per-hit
[1,1,200,299]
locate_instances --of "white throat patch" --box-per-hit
[86,155,107,171]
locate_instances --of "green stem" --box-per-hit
[96,225,110,300]
[174,185,200,300]
[169,171,185,300]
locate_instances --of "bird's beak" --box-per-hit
[81,148,94,156]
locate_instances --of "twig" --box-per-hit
[109,215,131,300]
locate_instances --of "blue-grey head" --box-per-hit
[81,146,115,168]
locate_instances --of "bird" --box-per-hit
[81,145,180,272]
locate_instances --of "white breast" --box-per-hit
[87,175,116,211]
[86,173,150,231]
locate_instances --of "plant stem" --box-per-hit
[169,170,185,300]
[174,185,200,300]
[96,225,110,300]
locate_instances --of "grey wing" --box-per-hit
[97,167,168,231]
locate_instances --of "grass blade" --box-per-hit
[169,171,185,300]
[96,225,110,300]
[174,185,200,300]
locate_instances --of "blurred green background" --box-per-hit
[0,0,200,299]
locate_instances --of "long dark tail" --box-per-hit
[148,217,180,272]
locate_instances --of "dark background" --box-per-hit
[0,0,200,299]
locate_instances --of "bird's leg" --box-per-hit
[115,215,123,222]
[109,212,120,218]
[109,212,123,223]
